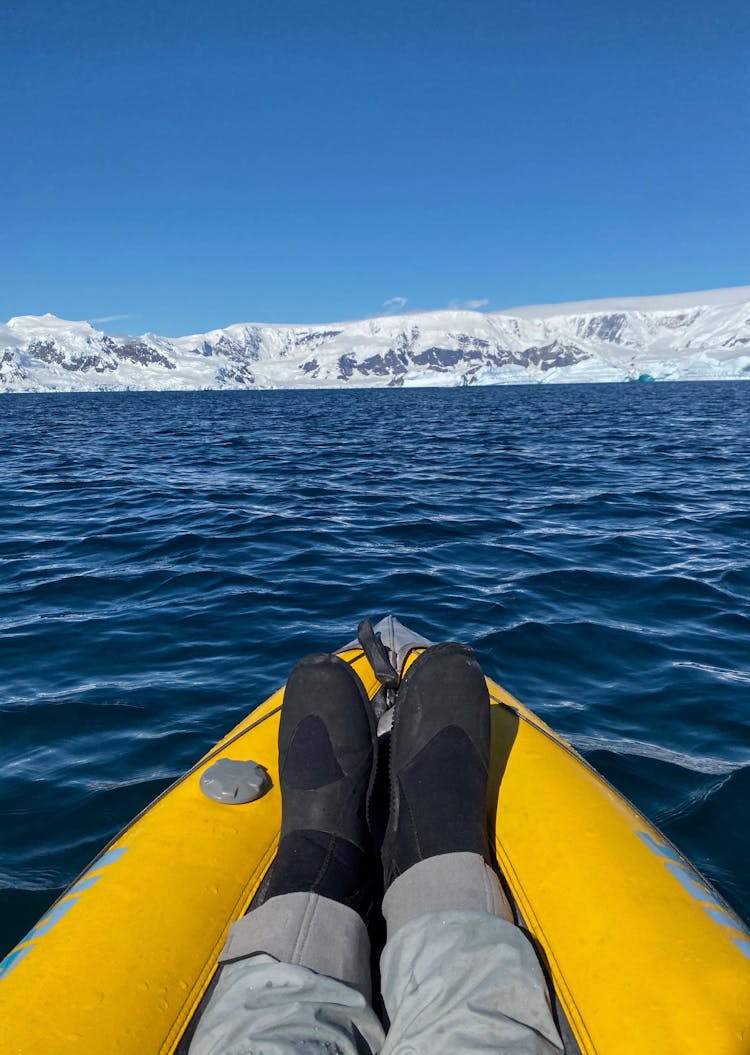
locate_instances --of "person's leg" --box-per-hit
[188,953,382,1055]
[379,644,564,1055]
[189,654,386,1055]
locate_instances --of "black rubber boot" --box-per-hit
[382,642,491,888]
[263,653,377,917]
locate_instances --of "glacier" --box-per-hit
[2,286,749,393]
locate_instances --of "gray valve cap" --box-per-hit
[200,758,271,804]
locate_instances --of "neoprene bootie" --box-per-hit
[382,642,491,887]
[263,653,377,916]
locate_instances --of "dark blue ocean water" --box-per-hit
[1,382,749,956]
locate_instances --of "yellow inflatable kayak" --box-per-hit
[1,617,748,1054]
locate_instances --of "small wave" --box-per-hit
[570,733,748,776]
[0,870,66,893]
[673,660,750,684]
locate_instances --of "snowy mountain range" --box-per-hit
[2,286,749,393]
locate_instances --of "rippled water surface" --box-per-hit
[1,383,749,954]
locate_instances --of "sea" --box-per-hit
[1,381,749,956]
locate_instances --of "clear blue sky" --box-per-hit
[1,0,748,335]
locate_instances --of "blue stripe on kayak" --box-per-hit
[32,897,81,938]
[68,874,102,895]
[638,830,683,864]
[0,945,33,980]
[702,906,748,933]
[0,845,129,981]
[86,846,127,873]
[734,939,750,961]
[639,830,750,939]
[664,861,711,902]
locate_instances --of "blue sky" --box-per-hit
[1,0,748,335]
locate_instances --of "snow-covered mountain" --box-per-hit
[2,286,750,393]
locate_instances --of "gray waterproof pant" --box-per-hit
[189,853,563,1055]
